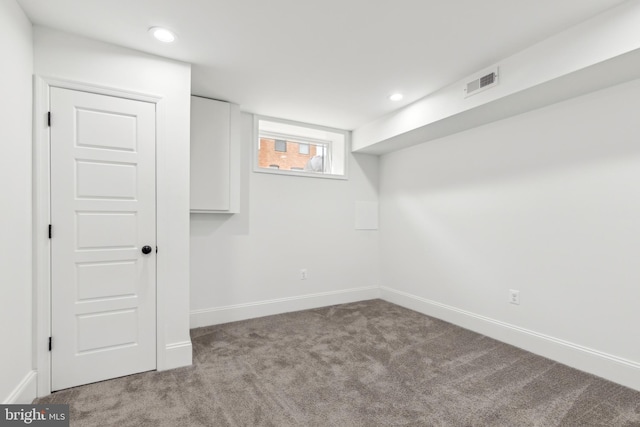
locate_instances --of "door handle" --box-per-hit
[141,245,153,255]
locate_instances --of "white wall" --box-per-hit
[33,27,192,379]
[379,78,640,391]
[190,113,380,326]
[0,0,34,404]
[354,0,640,154]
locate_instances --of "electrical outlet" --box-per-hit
[509,289,520,305]
[300,269,308,280]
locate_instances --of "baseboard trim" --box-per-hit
[190,286,380,328]
[3,370,37,404]
[162,341,193,371]
[380,286,640,392]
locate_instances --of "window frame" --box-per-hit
[253,115,349,180]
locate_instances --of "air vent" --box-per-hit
[464,67,499,98]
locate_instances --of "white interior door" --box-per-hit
[50,87,157,391]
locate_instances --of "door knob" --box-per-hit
[141,245,153,255]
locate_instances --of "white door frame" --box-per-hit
[34,76,165,397]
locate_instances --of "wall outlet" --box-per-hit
[300,269,308,280]
[509,289,520,305]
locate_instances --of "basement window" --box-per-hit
[254,116,348,179]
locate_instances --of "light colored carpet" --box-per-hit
[37,299,640,426]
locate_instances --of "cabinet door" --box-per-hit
[190,96,231,211]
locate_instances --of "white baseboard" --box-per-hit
[3,370,37,404]
[190,286,380,328]
[380,286,640,392]
[161,341,193,371]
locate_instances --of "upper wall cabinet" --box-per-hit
[190,96,240,213]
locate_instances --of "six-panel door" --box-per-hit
[50,87,157,391]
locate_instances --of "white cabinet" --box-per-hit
[190,96,240,213]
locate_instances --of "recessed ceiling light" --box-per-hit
[149,27,176,43]
[389,93,404,101]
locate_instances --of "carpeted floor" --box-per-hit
[36,299,640,426]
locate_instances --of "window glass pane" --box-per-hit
[256,118,347,178]
[274,139,287,152]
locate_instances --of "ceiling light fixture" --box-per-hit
[149,27,176,43]
[389,93,404,101]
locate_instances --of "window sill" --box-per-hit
[253,167,348,180]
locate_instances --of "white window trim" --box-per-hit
[253,115,349,180]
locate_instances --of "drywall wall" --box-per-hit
[354,0,640,154]
[0,0,34,404]
[190,113,380,326]
[33,27,192,385]
[379,78,640,391]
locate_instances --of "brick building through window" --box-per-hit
[255,117,347,178]
[258,138,320,171]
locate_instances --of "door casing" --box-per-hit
[34,76,166,397]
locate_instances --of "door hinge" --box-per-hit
[48,224,52,239]
[47,111,51,127]
[48,337,52,351]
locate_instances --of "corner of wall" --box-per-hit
[380,286,640,392]
[3,371,37,404]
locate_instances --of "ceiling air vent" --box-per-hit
[464,67,499,98]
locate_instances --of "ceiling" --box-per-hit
[17,0,628,130]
